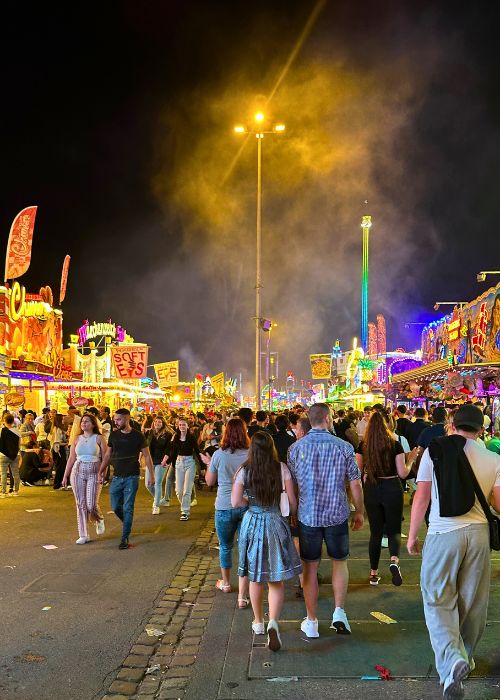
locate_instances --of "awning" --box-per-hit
[390,360,500,386]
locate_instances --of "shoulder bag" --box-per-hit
[279,463,290,517]
[464,456,500,551]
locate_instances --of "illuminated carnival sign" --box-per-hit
[77,320,133,346]
[472,303,488,355]
[447,319,461,342]
[8,281,54,322]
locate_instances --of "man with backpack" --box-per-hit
[408,404,500,699]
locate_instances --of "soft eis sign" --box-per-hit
[111,345,148,379]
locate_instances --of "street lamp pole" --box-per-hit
[256,134,263,410]
[234,114,285,410]
[433,301,468,311]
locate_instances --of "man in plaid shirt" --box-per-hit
[288,403,364,638]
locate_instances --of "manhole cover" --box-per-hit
[22,573,105,594]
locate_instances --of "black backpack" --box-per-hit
[428,435,475,517]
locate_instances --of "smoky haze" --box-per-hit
[2,1,499,392]
[149,4,471,388]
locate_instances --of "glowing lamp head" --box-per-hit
[361,215,372,229]
[254,111,265,123]
[274,124,285,132]
[234,125,246,134]
[434,304,440,311]
[173,394,180,402]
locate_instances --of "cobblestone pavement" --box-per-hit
[102,515,219,700]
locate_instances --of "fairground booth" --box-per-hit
[46,319,164,413]
[0,281,76,412]
[388,281,500,424]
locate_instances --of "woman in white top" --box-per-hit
[63,414,107,544]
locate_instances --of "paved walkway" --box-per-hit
[2,485,498,700]
[103,497,500,700]
[0,482,216,700]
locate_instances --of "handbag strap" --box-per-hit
[455,440,494,523]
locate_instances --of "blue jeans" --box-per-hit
[146,464,167,507]
[110,475,139,540]
[298,519,349,561]
[215,507,248,569]
[175,456,196,515]
[163,465,175,502]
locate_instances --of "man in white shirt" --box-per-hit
[356,406,372,438]
[408,404,500,700]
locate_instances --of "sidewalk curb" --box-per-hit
[102,515,220,700]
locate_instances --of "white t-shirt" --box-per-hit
[417,438,500,534]
[393,432,410,453]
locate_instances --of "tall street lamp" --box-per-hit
[234,113,285,409]
[477,271,500,283]
[433,301,468,311]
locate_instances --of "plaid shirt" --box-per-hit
[288,428,361,527]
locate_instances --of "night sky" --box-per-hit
[2,0,500,387]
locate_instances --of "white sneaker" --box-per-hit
[443,659,469,699]
[330,608,351,634]
[191,498,197,506]
[381,536,389,548]
[95,519,105,535]
[76,537,89,545]
[152,506,160,515]
[300,617,319,638]
[267,619,282,651]
[159,498,170,506]
[252,621,265,635]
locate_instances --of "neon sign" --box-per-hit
[447,319,460,342]
[8,281,53,322]
[77,320,132,346]
[472,303,488,355]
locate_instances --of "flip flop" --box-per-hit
[238,597,250,608]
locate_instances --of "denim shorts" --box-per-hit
[298,519,349,561]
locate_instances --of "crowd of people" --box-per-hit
[1,399,499,699]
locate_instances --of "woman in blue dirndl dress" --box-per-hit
[231,431,302,652]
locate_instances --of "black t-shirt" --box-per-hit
[356,439,404,478]
[248,425,272,438]
[19,451,43,481]
[108,429,146,477]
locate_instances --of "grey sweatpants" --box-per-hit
[420,523,490,684]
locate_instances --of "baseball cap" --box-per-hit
[453,404,484,431]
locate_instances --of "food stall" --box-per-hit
[0,282,70,412]
[389,281,500,407]
[45,319,165,411]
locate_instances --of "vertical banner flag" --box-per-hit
[310,353,332,379]
[211,372,225,396]
[4,206,38,282]
[111,345,148,379]
[59,255,71,304]
[154,360,179,388]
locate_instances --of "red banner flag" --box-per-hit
[4,206,37,282]
[59,254,71,304]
